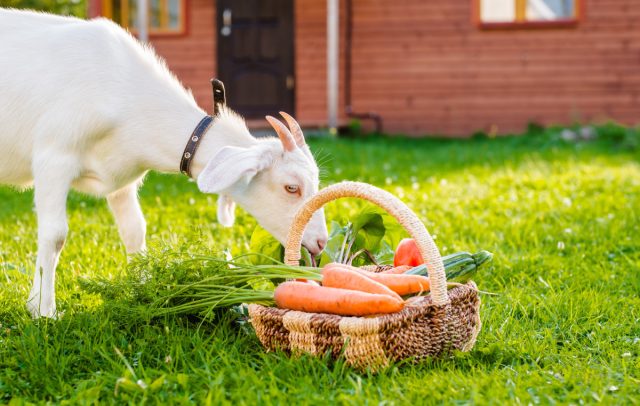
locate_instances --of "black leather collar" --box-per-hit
[180,116,213,177]
[180,79,226,178]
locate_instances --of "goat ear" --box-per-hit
[217,194,236,227]
[197,145,274,194]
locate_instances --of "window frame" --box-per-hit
[472,0,584,30]
[102,0,189,37]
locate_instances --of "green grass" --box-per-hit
[1,129,639,404]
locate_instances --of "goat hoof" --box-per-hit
[26,296,59,319]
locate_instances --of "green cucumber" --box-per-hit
[442,251,472,265]
[405,249,493,283]
[472,250,493,266]
[442,257,475,272]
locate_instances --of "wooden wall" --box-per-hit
[94,0,640,136]
[150,0,216,112]
[294,0,348,127]
[341,0,640,135]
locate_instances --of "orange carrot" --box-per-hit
[296,279,320,286]
[321,266,403,301]
[274,281,404,316]
[360,272,430,296]
[381,265,412,274]
[326,263,431,296]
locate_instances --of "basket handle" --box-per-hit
[284,181,449,306]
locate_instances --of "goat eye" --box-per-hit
[285,185,299,194]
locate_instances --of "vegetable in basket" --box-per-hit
[394,238,423,267]
[321,265,402,301]
[274,281,404,316]
[406,250,493,283]
[325,263,431,296]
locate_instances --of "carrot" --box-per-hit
[362,272,431,295]
[321,266,403,301]
[274,281,404,316]
[326,263,431,296]
[296,278,320,286]
[381,265,412,274]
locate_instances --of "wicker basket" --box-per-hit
[248,181,481,370]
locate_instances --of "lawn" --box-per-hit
[0,128,639,404]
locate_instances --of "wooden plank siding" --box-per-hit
[147,0,216,113]
[91,0,640,136]
[341,0,640,136]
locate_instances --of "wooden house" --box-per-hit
[88,0,640,136]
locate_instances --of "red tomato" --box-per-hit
[393,238,424,267]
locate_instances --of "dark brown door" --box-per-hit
[217,0,294,119]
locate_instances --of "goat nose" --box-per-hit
[316,238,327,252]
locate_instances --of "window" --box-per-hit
[476,0,581,28]
[103,0,186,35]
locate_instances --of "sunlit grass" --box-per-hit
[0,130,639,403]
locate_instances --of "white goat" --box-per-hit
[0,9,328,318]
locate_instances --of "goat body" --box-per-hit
[0,9,327,318]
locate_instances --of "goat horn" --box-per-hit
[265,115,296,152]
[279,111,305,147]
